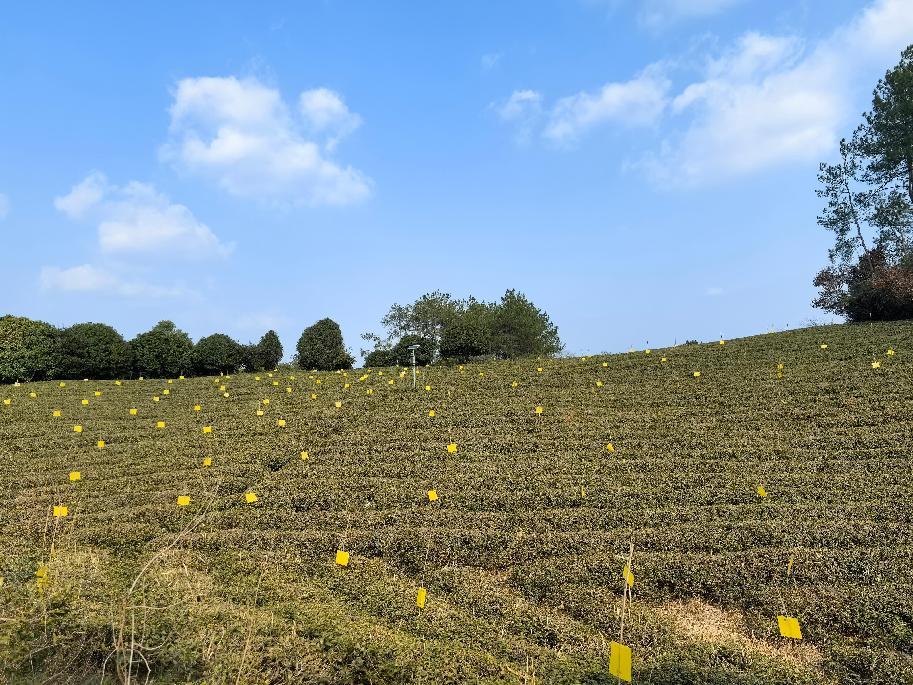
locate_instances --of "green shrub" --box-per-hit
[489,289,562,358]
[363,348,395,368]
[188,333,243,375]
[245,330,283,371]
[391,335,434,366]
[56,322,132,379]
[296,319,354,371]
[0,315,59,383]
[130,321,193,378]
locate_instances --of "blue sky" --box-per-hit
[2,0,911,358]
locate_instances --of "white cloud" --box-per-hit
[55,173,230,257]
[481,52,502,71]
[637,0,743,28]
[163,76,371,205]
[646,0,913,185]
[496,90,542,122]
[40,264,188,298]
[543,69,670,143]
[0,193,8,220]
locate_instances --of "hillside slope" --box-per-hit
[1,321,912,684]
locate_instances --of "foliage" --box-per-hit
[390,334,435,366]
[0,315,59,383]
[489,289,562,358]
[814,44,913,318]
[188,333,244,376]
[296,318,354,370]
[377,291,462,359]
[243,330,284,372]
[130,321,193,378]
[363,348,395,368]
[439,301,494,362]
[56,322,132,380]
[1,321,911,683]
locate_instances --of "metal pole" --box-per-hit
[412,349,417,389]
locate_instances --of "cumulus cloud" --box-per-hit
[162,76,371,205]
[0,193,8,220]
[543,69,670,143]
[645,0,913,185]
[55,173,230,256]
[40,264,188,298]
[637,0,743,29]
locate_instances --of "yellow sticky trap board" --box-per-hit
[334,401,342,408]
[2,398,11,405]
[130,408,137,415]
[479,371,485,377]
[777,615,803,640]
[219,385,226,391]
[693,371,701,377]
[153,396,160,402]
[720,340,726,345]
[757,485,768,498]
[268,373,273,378]
[177,495,190,506]
[820,343,828,349]
[428,410,435,417]
[605,443,615,453]
[887,348,895,356]
[286,387,292,393]
[263,399,270,404]
[115,380,122,385]
[53,505,68,518]
[255,376,261,381]
[537,367,543,373]
[388,380,395,385]
[602,362,608,367]
[425,385,431,391]
[97,440,105,449]
[416,587,427,609]
[69,471,81,481]
[156,421,166,428]
[223,392,229,398]
[623,564,634,588]
[53,410,61,417]
[94,391,102,396]
[81,399,89,405]
[245,492,258,503]
[30,392,37,398]
[163,389,170,395]
[73,425,83,433]
[872,360,881,368]
[203,426,212,434]
[661,357,668,363]
[59,382,66,387]
[335,550,350,566]
[366,388,373,395]
[312,393,319,399]
[609,641,632,682]
[535,406,543,414]
[511,381,518,388]
[645,349,651,354]
[178,376,184,380]
[427,489,438,502]
[277,419,286,427]
[203,457,212,467]
[596,381,604,387]
[139,376,144,380]
[300,451,309,460]
[194,405,201,411]
[256,409,264,416]
[581,486,586,498]
[167,379,174,384]
[447,443,458,454]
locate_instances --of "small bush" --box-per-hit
[131,321,193,378]
[57,323,132,379]
[188,333,243,375]
[296,319,354,371]
[0,315,59,383]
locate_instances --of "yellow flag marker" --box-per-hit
[156,421,166,429]
[428,489,438,502]
[256,409,264,416]
[609,641,632,682]
[757,485,768,498]
[203,426,212,434]
[277,419,286,427]
[693,371,701,377]
[69,471,81,481]
[623,564,634,588]
[194,405,201,411]
[130,408,137,415]
[245,492,258,503]
[887,348,895,356]
[81,399,89,405]
[53,505,68,518]
[605,443,615,453]
[334,401,342,408]
[94,391,102,397]
[203,457,212,467]
[97,440,105,449]
[535,406,543,414]
[300,451,309,460]
[428,410,435,417]
[777,615,803,640]
[447,443,458,454]
[416,587,427,609]
[53,410,61,417]
[73,425,83,433]
[177,495,190,506]
[872,360,881,369]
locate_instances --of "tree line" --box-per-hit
[814,44,913,321]
[0,289,561,383]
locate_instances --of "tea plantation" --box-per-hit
[1,321,912,684]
